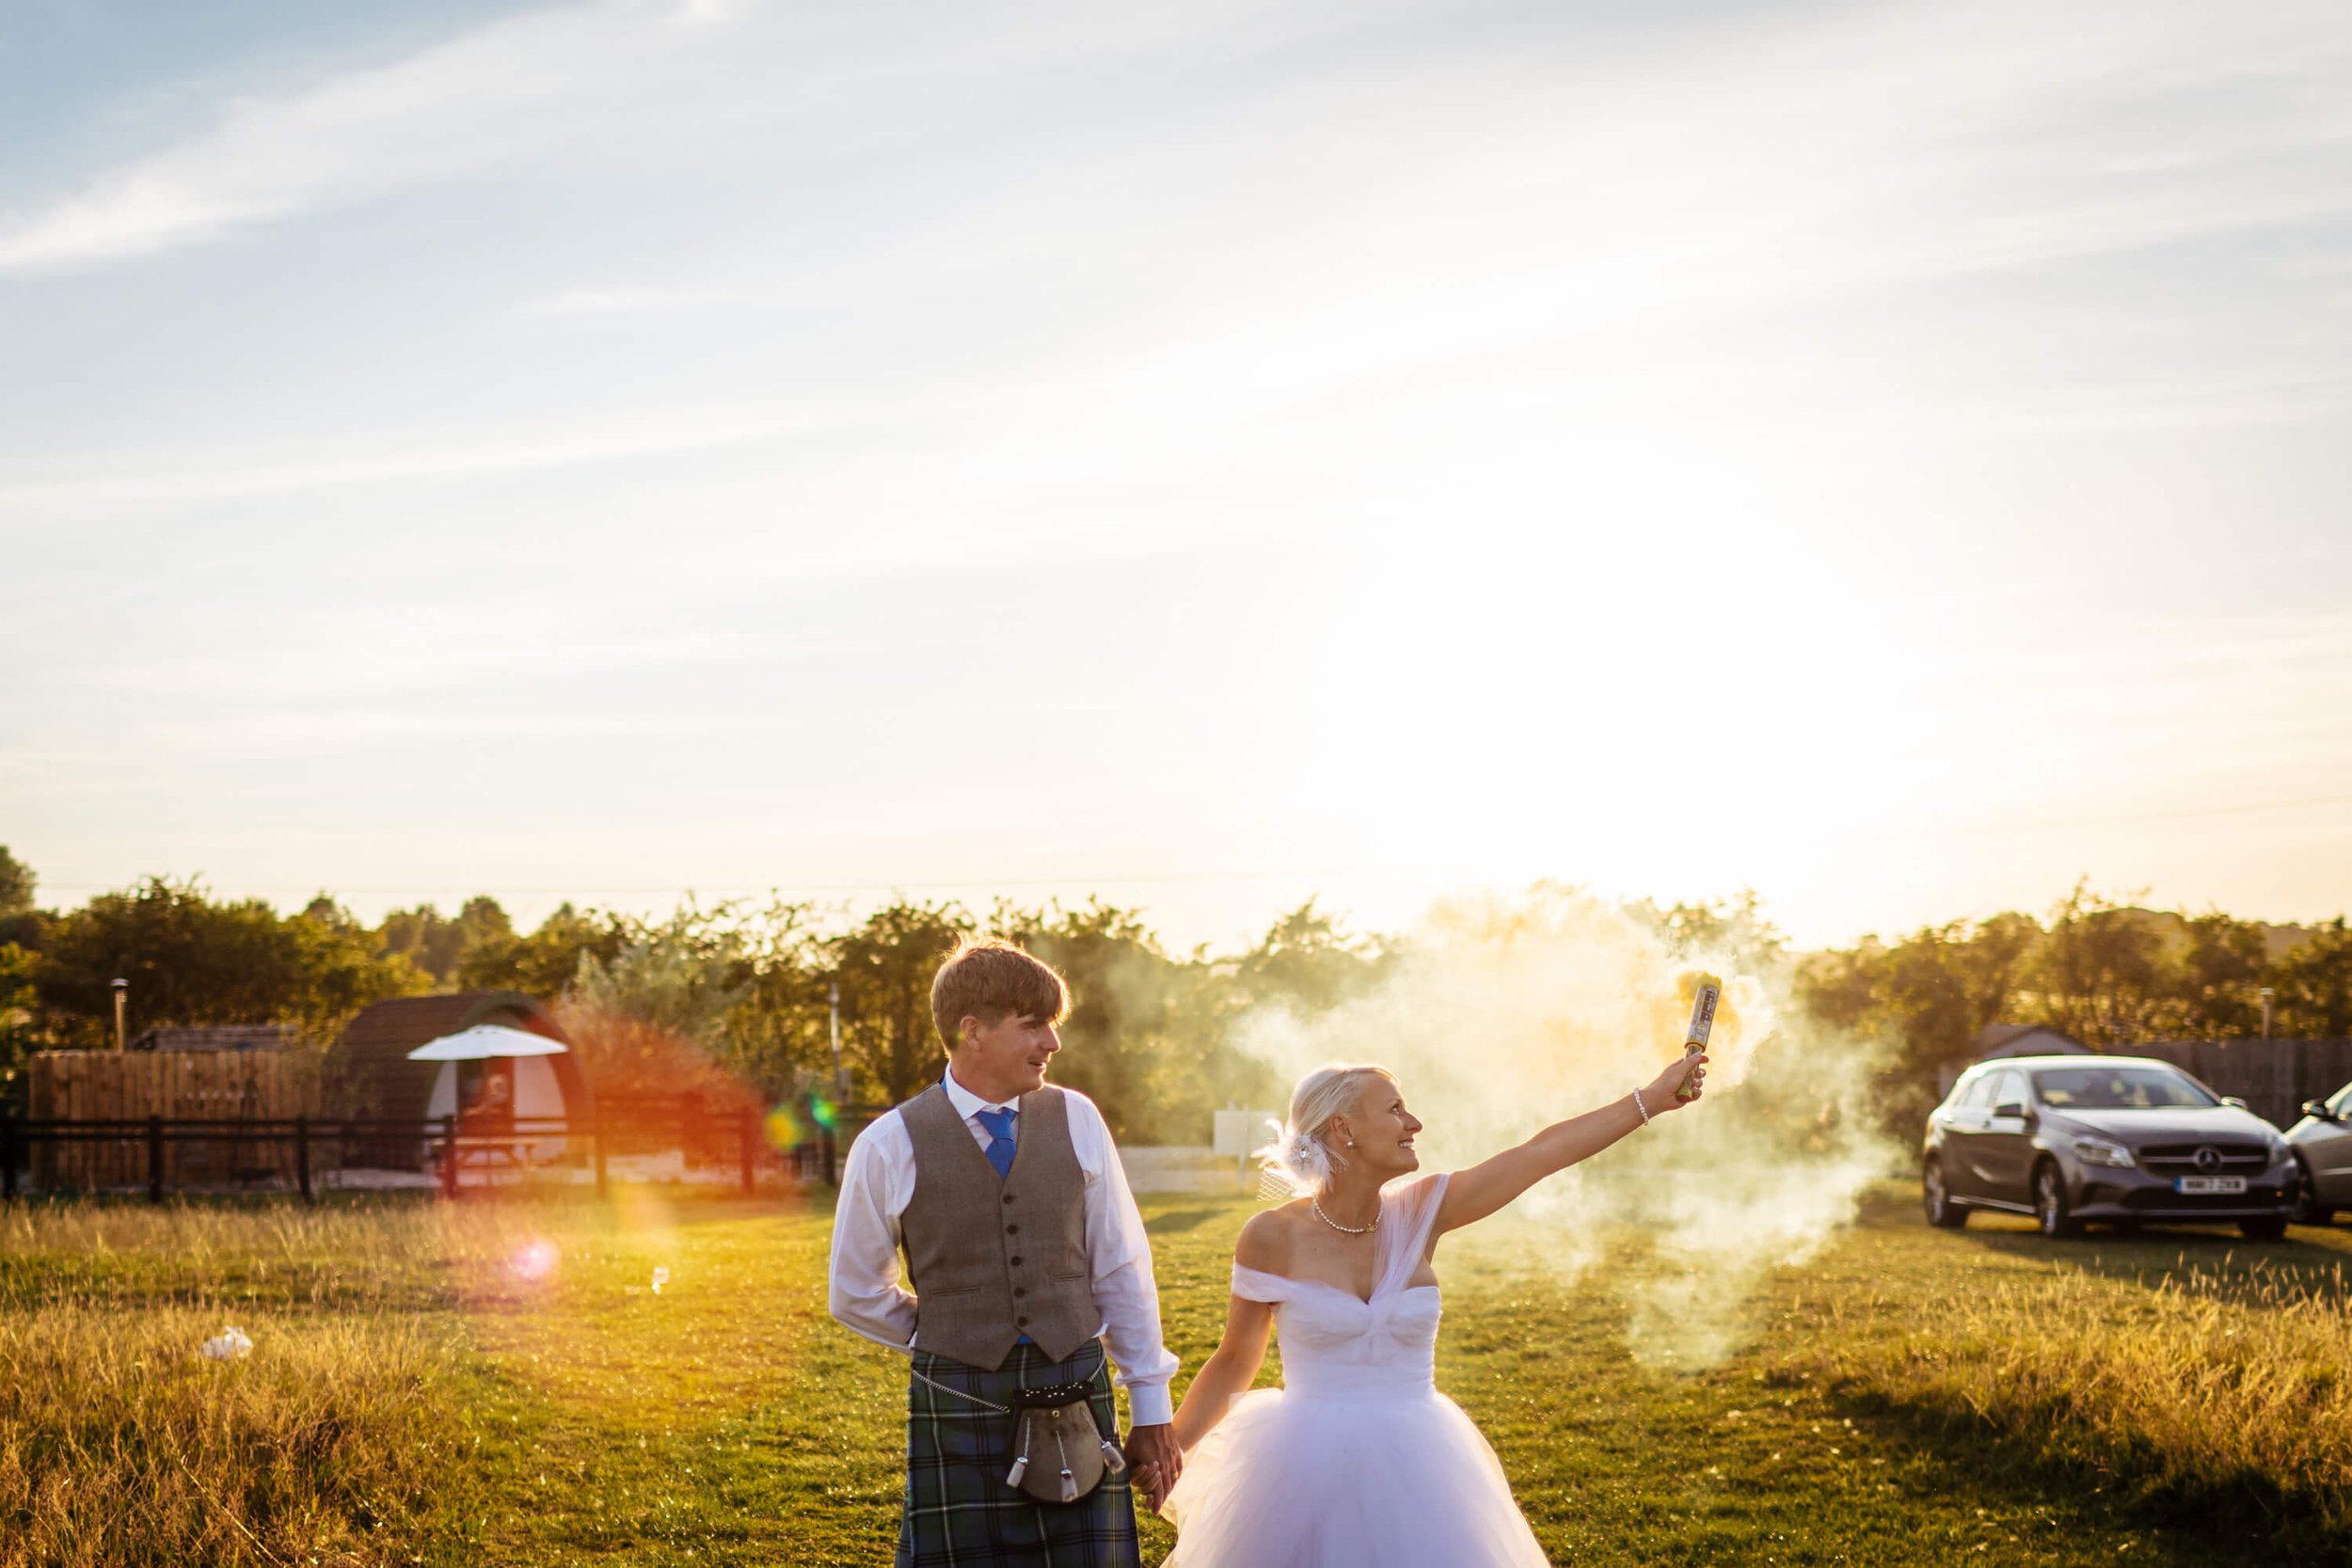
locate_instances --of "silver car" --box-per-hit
[2285,1079,2352,1226]
[1922,1054,2298,1239]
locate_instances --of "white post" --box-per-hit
[828,981,848,1101]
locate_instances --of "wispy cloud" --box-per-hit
[0,0,743,273]
[514,284,782,317]
[0,404,852,514]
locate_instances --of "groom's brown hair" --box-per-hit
[930,939,1072,1053]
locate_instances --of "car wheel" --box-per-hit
[2240,1214,2289,1241]
[2034,1163,2080,1238]
[2292,1159,2335,1227]
[1923,1159,1967,1228]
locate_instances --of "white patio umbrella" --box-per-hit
[406,1023,568,1061]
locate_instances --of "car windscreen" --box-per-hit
[2031,1067,2217,1110]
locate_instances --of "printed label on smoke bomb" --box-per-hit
[1685,981,1720,1048]
[1677,980,1718,1101]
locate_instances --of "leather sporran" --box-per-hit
[1003,1380,1125,1505]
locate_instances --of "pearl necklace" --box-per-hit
[1311,1196,1379,1234]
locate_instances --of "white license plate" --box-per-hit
[2174,1176,2247,1195]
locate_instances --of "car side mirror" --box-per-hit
[1994,1101,2026,1121]
[2221,1096,2250,1112]
[2306,1100,2339,1122]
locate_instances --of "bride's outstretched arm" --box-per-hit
[1170,1293,1275,1451]
[1435,1051,1707,1235]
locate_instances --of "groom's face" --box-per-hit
[957,1010,1062,1101]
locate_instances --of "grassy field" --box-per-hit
[5,1180,2349,1567]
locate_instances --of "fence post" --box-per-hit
[820,1122,837,1187]
[294,1115,312,1205]
[439,1113,458,1200]
[739,1106,757,1195]
[148,1115,166,1204]
[1,1113,15,1202]
[592,1117,608,1201]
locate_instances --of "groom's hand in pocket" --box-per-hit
[1123,1423,1182,1510]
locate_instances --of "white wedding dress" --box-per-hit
[1161,1172,1552,1567]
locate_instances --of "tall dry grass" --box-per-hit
[1792,1251,2352,1535]
[0,1201,544,1568]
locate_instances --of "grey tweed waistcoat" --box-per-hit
[899,1082,1096,1370]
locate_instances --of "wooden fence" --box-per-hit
[2134,1037,2352,1129]
[0,1109,773,1204]
[28,1050,319,1190]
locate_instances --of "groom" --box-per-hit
[829,938,1184,1566]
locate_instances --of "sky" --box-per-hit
[4,0,2350,954]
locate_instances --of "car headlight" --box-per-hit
[2074,1136,2136,1169]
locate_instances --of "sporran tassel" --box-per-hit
[1098,1437,1126,1472]
[1005,1413,1031,1488]
[1056,1430,1078,1503]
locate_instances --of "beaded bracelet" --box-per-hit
[1632,1085,1651,1125]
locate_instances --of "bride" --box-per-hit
[1152,1049,1708,1565]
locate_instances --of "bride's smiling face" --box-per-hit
[1335,1078,1424,1179]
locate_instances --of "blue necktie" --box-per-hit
[976,1106,1018,1180]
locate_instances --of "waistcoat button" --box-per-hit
[1012,1286,1026,1298]
[1009,1256,1023,1266]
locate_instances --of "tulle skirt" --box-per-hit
[1161,1385,1553,1567]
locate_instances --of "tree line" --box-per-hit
[4,846,2347,1139]
[0,846,1387,1142]
[1802,880,2352,1128]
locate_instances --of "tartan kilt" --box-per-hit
[898,1337,1139,1568]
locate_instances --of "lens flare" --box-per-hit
[509,1238,561,1285]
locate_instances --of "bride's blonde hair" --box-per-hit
[1258,1064,1398,1195]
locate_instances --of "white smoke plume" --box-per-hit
[1233,885,1891,1369]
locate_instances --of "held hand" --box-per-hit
[1644,1051,1707,1113]
[1123,1422,1183,1511]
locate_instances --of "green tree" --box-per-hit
[2165,911,2269,1039]
[0,847,32,916]
[35,879,425,1048]
[1799,910,2040,1130]
[456,904,628,997]
[2275,918,2352,1037]
[2033,883,2177,1047]
[828,900,968,1106]
[988,899,1244,1143]
[1640,889,1789,974]
[0,941,37,1086]
[375,895,515,985]
[724,899,833,1097]
[291,895,434,1033]
[0,845,39,953]
[1233,899,1390,1015]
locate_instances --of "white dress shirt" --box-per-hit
[828,1066,1180,1427]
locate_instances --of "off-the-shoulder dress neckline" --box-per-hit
[1233,1261,1440,1308]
